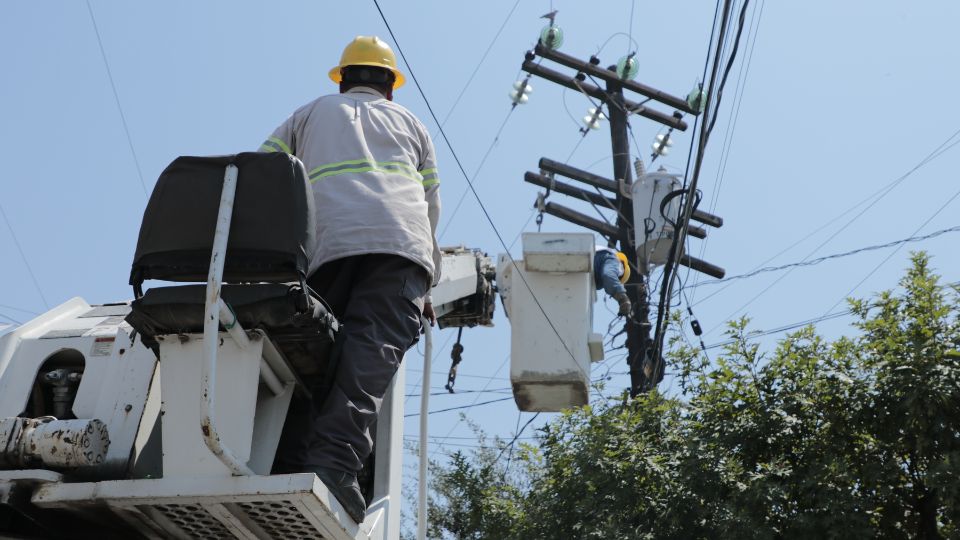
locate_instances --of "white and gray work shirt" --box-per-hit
[260,87,441,290]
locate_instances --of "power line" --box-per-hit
[654,0,752,376]
[404,388,512,398]
[698,224,960,286]
[406,368,509,382]
[404,396,514,418]
[704,309,852,350]
[0,312,22,325]
[697,125,960,332]
[432,0,522,138]
[651,0,738,382]
[492,412,540,469]
[406,434,537,442]
[821,187,960,315]
[0,203,49,309]
[594,32,640,57]
[704,278,960,351]
[434,0,528,240]
[0,304,40,316]
[648,0,725,367]
[403,439,488,449]
[688,0,764,303]
[372,0,586,384]
[704,0,753,140]
[437,107,518,241]
[427,354,510,458]
[707,0,763,216]
[85,0,149,196]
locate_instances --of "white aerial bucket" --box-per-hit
[499,233,603,412]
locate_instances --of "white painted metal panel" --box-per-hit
[521,232,594,273]
[247,383,294,475]
[158,333,261,478]
[431,252,480,308]
[507,236,595,411]
[371,364,404,540]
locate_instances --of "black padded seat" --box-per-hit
[128,152,316,289]
[127,284,336,379]
[124,152,339,384]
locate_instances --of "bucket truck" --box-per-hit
[0,152,495,540]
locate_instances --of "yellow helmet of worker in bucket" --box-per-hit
[329,36,406,89]
[615,251,631,284]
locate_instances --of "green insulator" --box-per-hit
[616,55,639,80]
[540,25,564,50]
[686,87,706,113]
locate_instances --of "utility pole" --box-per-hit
[517,34,724,396]
[605,75,651,396]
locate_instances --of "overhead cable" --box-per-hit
[821,187,960,316]
[0,303,40,316]
[422,0,525,240]
[705,278,960,351]
[427,354,510,458]
[0,203,49,309]
[0,312,22,325]
[699,224,960,286]
[404,388,512,398]
[651,0,738,381]
[491,412,541,470]
[406,368,509,382]
[437,107,518,241]
[372,0,586,384]
[704,309,852,350]
[651,0,726,354]
[404,396,514,418]
[697,125,960,330]
[432,0,522,137]
[705,0,753,140]
[85,0,149,196]
[687,0,765,302]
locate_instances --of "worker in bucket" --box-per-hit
[259,36,440,523]
[595,244,632,317]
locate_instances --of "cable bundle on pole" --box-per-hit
[647,0,742,391]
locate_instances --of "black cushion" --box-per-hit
[126,284,337,379]
[129,152,315,286]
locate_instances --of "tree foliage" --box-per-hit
[426,253,960,539]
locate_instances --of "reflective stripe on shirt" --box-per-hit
[420,168,439,188]
[259,137,291,154]
[308,159,425,184]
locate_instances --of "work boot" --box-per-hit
[614,292,632,317]
[314,467,366,523]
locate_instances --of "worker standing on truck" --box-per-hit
[595,245,632,317]
[259,35,440,523]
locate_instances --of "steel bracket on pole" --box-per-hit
[534,192,547,213]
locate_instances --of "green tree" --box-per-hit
[426,253,960,539]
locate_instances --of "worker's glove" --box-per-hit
[614,292,632,317]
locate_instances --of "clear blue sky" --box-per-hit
[3,0,960,528]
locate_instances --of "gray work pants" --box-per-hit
[274,254,427,474]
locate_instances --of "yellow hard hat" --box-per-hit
[329,36,406,89]
[616,251,631,284]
